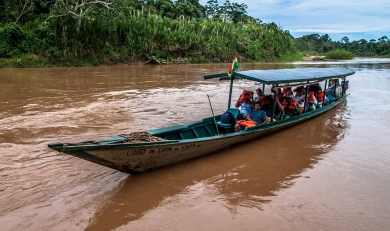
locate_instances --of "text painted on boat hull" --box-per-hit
[127,144,200,156]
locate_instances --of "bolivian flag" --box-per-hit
[227,55,239,78]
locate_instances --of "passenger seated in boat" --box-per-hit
[314,87,326,108]
[306,90,317,112]
[329,79,337,87]
[235,91,253,119]
[254,88,266,105]
[294,86,305,95]
[272,87,284,102]
[235,102,269,132]
[293,87,306,113]
[282,87,292,97]
[261,94,284,121]
[283,94,301,118]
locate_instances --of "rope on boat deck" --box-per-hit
[123,131,161,143]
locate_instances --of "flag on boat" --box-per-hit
[227,54,239,78]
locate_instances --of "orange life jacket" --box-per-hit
[259,95,267,105]
[283,99,299,111]
[314,91,325,102]
[277,93,283,101]
[282,88,292,96]
[238,90,254,103]
[236,120,256,127]
[307,92,316,105]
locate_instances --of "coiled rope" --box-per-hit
[123,131,161,143]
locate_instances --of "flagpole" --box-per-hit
[228,75,234,108]
[227,52,239,108]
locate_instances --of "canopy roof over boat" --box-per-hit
[204,67,355,85]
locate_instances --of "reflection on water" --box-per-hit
[85,104,350,230]
[1,58,390,231]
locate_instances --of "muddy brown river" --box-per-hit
[1,58,390,231]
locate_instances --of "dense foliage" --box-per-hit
[294,34,390,58]
[325,49,354,60]
[1,0,389,67]
[0,0,295,67]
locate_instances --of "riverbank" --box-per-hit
[0,52,304,68]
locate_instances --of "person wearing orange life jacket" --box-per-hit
[235,91,253,119]
[282,87,292,97]
[314,88,326,108]
[306,91,317,112]
[293,87,306,113]
[254,88,266,105]
[283,94,301,118]
[271,87,284,103]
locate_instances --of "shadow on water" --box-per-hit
[85,102,351,231]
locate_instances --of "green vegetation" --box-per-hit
[0,0,296,67]
[294,34,390,59]
[1,0,389,68]
[325,49,354,60]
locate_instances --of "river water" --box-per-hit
[1,58,390,231]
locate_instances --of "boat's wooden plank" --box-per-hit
[164,132,182,140]
[180,129,197,139]
[206,123,218,135]
[193,126,211,138]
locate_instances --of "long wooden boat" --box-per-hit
[48,67,355,173]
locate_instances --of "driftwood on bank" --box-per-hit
[303,55,338,61]
[144,56,189,65]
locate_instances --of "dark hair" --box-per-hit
[294,86,304,92]
[256,88,262,94]
[244,92,250,96]
[272,87,281,94]
[254,101,261,106]
[266,95,273,101]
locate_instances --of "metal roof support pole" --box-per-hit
[262,83,265,94]
[227,76,234,108]
[333,79,337,99]
[303,82,309,114]
[322,80,328,106]
[271,84,277,121]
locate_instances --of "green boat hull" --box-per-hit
[48,95,347,173]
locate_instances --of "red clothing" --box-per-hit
[283,99,299,111]
[314,91,325,102]
[282,88,292,96]
[259,95,267,105]
[238,90,254,103]
[307,92,316,105]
